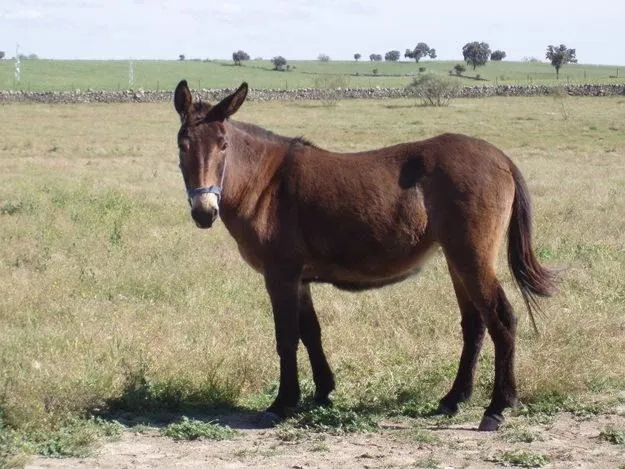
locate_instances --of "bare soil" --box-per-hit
[27,410,625,468]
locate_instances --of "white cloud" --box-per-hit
[1,8,43,19]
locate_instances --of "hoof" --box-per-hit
[478,413,505,432]
[314,395,333,407]
[435,402,459,416]
[258,411,283,428]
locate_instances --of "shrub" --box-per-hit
[313,75,349,108]
[407,73,458,107]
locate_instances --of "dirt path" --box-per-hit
[26,410,625,469]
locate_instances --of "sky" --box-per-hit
[1,0,624,65]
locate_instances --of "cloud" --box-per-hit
[0,8,43,19]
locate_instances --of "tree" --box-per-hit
[462,41,491,70]
[271,56,287,71]
[384,50,400,62]
[491,50,506,61]
[546,44,577,79]
[369,54,382,62]
[179,54,185,61]
[232,50,250,65]
[354,53,361,61]
[406,43,437,62]
[318,53,330,62]
[0,51,5,60]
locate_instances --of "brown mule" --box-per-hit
[173,80,557,431]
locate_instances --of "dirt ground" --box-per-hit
[27,410,625,469]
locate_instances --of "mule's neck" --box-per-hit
[219,121,289,223]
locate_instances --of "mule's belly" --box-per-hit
[301,243,438,289]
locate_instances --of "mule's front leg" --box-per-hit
[263,274,301,423]
[299,283,335,406]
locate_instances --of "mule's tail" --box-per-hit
[507,161,558,332]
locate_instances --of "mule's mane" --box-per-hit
[184,100,318,149]
[229,120,318,149]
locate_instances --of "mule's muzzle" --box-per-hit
[191,207,218,229]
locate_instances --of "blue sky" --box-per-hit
[1,0,624,65]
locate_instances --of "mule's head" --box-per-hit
[174,80,248,228]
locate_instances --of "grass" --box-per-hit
[0,416,122,465]
[285,406,378,434]
[599,427,625,445]
[0,95,624,458]
[490,450,550,467]
[0,58,623,91]
[160,417,237,441]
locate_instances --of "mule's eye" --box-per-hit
[219,138,228,151]
[179,140,190,153]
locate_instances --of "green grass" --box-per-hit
[160,417,237,441]
[0,58,623,91]
[0,416,122,465]
[285,406,378,434]
[0,95,624,456]
[491,450,550,468]
[599,427,625,445]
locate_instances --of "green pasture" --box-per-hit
[1,95,624,463]
[0,58,623,91]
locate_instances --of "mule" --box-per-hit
[173,80,557,431]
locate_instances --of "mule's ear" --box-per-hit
[174,80,192,118]
[210,82,248,121]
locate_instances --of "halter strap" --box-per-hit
[187,185,221,201]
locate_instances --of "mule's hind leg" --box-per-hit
[299,283,335,406]
[437,266,486,415]
[452,265,518,431]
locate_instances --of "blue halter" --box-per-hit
[187,185,222,203]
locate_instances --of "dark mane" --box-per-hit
[230,120,317,148]
[292,136,317,148]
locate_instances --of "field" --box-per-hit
[0,58,624,91]
[1,94,625,467]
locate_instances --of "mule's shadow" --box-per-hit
[92,387,268,430]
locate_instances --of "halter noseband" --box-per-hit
[187,185,222,203]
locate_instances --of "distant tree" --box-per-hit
[369,53,382,62]
[179,54,185,61]
[462,41,491,70]
[0,51,5,60]
[27,54,39,60]
[491,50,506,61]
[406,43,437,62]
[384,50,400,62]
[318,53,330,62]
[453,64,466,76]
[232,50,250,65]
[354,53,361,61]
[546,44,577,79]
[271,56,287,71]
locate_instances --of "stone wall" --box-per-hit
[1,83,623,104]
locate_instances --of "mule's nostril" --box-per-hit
[191,208,218,229]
